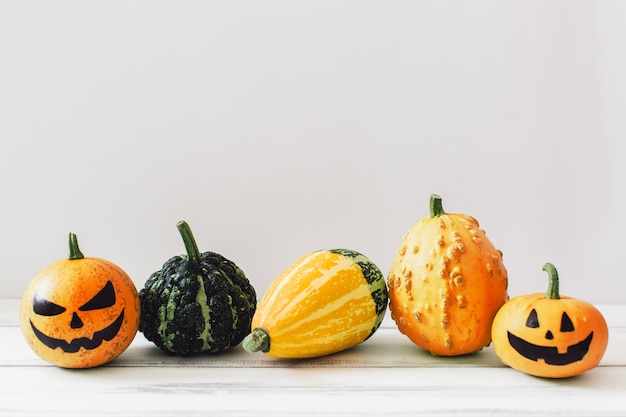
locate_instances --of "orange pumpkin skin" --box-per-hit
[19,234,140,368]
[491,263,608,378]
[387,194,508,356]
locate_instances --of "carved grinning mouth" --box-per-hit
[507,331,593,365]
[30,309,125,353]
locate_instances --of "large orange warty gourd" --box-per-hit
[387,194,508,356]
[19,233,140,368]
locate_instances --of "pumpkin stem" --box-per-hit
[177,220,202,265]
[242,328,271,353]
[430,194,445,217]
[68,232,85,260]
[543,262,560,300]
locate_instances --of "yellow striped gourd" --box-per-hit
[242,249,388,358]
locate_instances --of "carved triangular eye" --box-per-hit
[526,309,540,328]
[33,294,67,316]
[560,312,575,332]
[79,281,116,311]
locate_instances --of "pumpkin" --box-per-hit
[19,233,140,368]
[242,248,388,358]
[491,263,609,378]
[138,220,257,355]
[387,194,508,356]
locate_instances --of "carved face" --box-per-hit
[20,257,140,368]
[492,296,609,378]
[507,308,593,365]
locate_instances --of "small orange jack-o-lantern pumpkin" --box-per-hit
[19,233,140,368]
[491,263,609,378]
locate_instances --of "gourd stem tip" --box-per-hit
[176,220,202,264]
[68,232,85,260]
[542,262,560,300]
[429,194,445,217]
[242,328,270,353]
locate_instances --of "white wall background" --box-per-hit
[1,1,625,304]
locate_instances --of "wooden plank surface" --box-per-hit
[2,300,625,416]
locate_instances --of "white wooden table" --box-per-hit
[2,299,625,416]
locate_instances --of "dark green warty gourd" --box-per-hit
[138,221,257,355]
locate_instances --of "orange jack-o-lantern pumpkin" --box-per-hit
[19,233,140,368]
[491,263,609,378]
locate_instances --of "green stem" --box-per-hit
[430,194,445,217]
[68,232,85,260]
[177,220,202,264]
[542,262,560,300]
[242,328,271,353]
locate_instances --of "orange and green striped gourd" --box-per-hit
[242,249,388,358]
